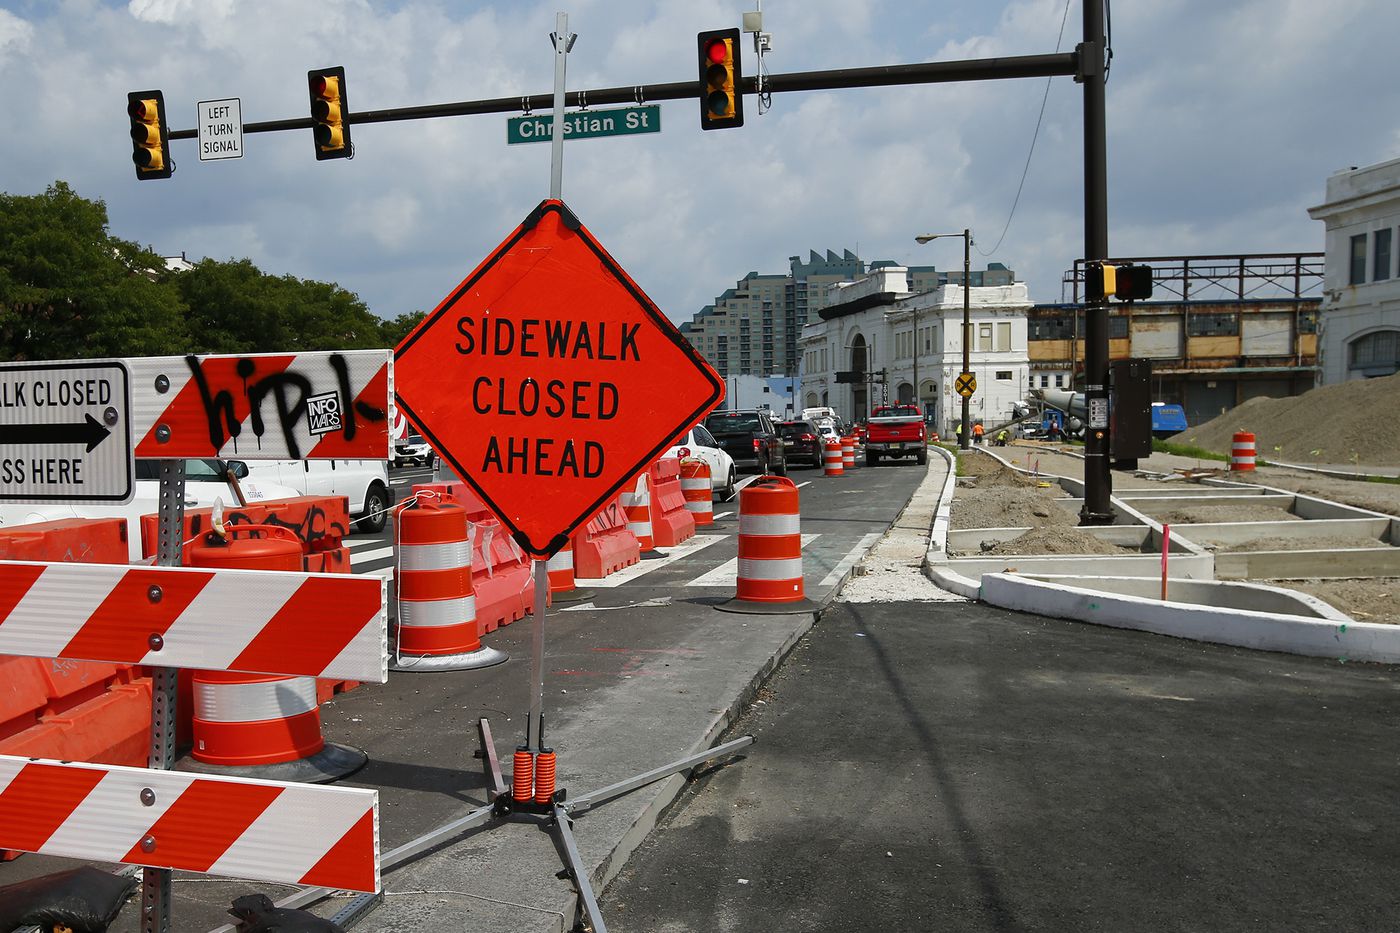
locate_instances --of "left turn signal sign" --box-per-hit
[127,90,172,180]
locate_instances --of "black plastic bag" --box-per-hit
[228,893,346,932]
[0,867,136,933]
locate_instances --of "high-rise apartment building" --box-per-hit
[680,249,1013,379]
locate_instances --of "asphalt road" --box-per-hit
[600,598,1400,932]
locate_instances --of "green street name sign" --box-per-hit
[507,105,661,145]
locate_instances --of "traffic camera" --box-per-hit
[308,67,352,160]
[127,91,172,180]
[697,29,744,130]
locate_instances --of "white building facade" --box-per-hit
[1307,158,1400,383]
[798,267,1033,436]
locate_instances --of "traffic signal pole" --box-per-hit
[1079,0,1114,525]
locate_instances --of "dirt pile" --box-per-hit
[977,527,1132,557]
[950,452,1076,530]
[1170,371,1400,466]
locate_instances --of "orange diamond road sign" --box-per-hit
[394,199,725,558]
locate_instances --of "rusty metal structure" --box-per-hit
[1062,252,1324,304]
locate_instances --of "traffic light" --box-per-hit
[127,90,172,180]
[308,66,351,160]
[697,28,743,130]
[1085,262,1154,301]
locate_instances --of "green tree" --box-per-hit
[169,259,392,354]
[379,310,427,347]
[0,181,190,359]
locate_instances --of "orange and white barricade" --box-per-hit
[620,472,654,552]
[841,436,856,470]
[680,458,714,526]
[186,526,366,782]
[823,439,844,477]
[1230,432,1256,471]
[393,499,507,672]
[718,475,815,614]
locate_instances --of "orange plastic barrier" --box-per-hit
[410,483,542,635]
[735,475,806,603]
[619,472,654,552]
[647,457,697,548]
[571,496,641,580]
[139,495,353,572]
[680,459,714,526]
[824,438,844,477]
[0,518,150,860]
[841,436,857,469]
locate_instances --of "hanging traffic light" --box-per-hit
[697,28,743,130]
[308,66,352,160]
[1086,262,1154,302]
[127,90,172,180]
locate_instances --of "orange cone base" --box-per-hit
[715,593,819,615]
[391,643,508,673]
[178,741,367,784]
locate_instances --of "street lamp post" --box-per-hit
[915,230,972,449]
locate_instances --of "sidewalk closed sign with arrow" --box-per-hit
[0,361,133,503]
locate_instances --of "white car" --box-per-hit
[0,458,302,562]
[238,459,393,533]
[393,434,436,469]
[664,424,736,499]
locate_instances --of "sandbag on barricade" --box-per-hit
[572,495,641,579]
[648,457,697,548]
[0,866,137,933]
[410,483,543,636]
[139,495,354,574]
[228,892,345,932]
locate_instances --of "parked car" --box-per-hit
[865,404,928,466]
[777,419,824,468]
[0,458,303,562]
[393,433,436,469]
[703,409,787,476]
[664,424,737,498]
[239,459,393,533]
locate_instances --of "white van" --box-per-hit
[0,458,302,562]
[237,459,392,533]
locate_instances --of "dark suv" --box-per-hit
[704,409,787,475]
[778,419,824,468]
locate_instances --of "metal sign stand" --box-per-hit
[142,459,185,933]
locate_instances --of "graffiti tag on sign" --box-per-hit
[127,350,392,460]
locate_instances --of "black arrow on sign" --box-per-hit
[2,414,112,452]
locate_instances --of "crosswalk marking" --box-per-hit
[346,544,395,563]
[685,534,821,588]
[584,535,727,588]
[818,532,883,587]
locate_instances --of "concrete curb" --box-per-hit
[979,572,1400,663]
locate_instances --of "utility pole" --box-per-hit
[961,228,971,450]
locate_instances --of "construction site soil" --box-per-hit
[1275,578,1400,626]
[1170,371,1400,466]
[1146,503,1300,525]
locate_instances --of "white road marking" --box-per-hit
[685,534,821,588]
[795,481,811,489]
[346,544,395,563]
[558,596,673,613]
[713,511,733,520]
[818,533,883,587]
[582,535,727,588]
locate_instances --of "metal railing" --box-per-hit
[1062,252,1324,303]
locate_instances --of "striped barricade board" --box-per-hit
[0,756,379,892]
[126,350,393,460]
[0,560,388,682]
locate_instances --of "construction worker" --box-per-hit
[972,422,984,445]
[995,429,1009,447]
[954,421,964,446]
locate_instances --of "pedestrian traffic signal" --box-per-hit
[1085,262,1154,302]
[308,66,352,160]
[127,90,172,180]
[697,28,743,130]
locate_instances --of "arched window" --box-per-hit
[1349,329,1400,377]
[896,382,914,404]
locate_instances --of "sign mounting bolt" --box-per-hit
[147,585,162,604]
[103,406,119,426]
[140,788,156,806]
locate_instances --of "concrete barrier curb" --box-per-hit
[979,572,1400,663]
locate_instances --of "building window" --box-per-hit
[1030,316,1074,340]
[1297,310,1318,334]
[995,370,1013,380]
[1350,234,1367,285]
[1109,315,1129,339]
[978,323,993,352]
[1187,312,1239,337]
[996,322,1011,351]
[1040,375,1050,388]
[1053,374,1064,387]
[1375,229,1393,282]
[1350,330,1400,373]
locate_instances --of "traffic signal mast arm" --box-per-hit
[161,50,1077,143]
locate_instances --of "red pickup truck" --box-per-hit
[864,404,927,466]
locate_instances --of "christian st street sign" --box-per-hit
[507,105,661,145]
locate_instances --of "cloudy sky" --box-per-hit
[1,0,1395,328]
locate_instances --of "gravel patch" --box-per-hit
[1147,503,1301,525]
[1224,534,1390,553]
[965,526,1135,557]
